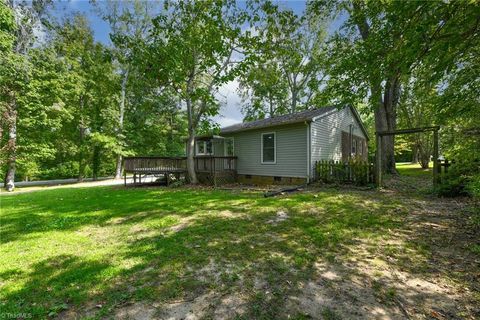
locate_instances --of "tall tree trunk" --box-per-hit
[186,97,198,184]
[291,86,297,113]
[383,76,400,173]
[92,145,100,181]
[4,96,17,192]
[268,94,274,117]
[114,152,123,179]
[353,4,398,174]
[373,77,399,174]
[115,69,128,179]
[78,96,86,182]
[166,111,175,155]
[186,133,197,184]
[411,143,418,163]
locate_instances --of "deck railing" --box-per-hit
[124,156,237,174]
[124,156,187,173]
[194,156,237,173]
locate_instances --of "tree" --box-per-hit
[14,47,70,181]
[310,0,480,173]
[53,15,118,181]
[95,0,153,179]
[0,0,50,191]
[239,61,288,120]
[239,4,327,120]
[398,77,437,169]
[142,0,250,183]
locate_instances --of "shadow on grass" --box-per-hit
[0,187,258,243]
[1,186,477,318]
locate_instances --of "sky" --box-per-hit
[51,0,337,127]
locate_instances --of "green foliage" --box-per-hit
[1,0,479,188]
[315,157,373,186]
[1,6,187,183]
[144,0,250,127]
[0,0,16,52]
[437,161,480,198]
[466,174,480,200]
[239,4,328,120]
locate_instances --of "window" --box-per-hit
[197,141,205,155]
[196,140,213,155]
[225,138,234,156]
[352,139,357,154]
[261,132,276,164]
[206,140,212,154]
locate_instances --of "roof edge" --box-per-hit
[220,118,310,134]
[348,105,370,141]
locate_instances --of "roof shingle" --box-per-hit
[220,106,338,134]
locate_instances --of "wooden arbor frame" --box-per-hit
[375,126,440,187]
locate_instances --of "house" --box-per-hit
[193,105,369,185]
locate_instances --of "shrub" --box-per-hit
[437,160,480,198]
[466,174,480,199]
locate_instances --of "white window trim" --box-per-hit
[196,140,213,156]
[261,132,276,164]
[224,137,234,156]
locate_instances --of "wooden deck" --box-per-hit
[123,156,237,186]
[194,156,237,186]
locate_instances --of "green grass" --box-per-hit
[396,162,433,177]
[0,186,406,318]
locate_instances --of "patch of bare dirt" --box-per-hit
[114,303,157,320]
[267,210,289,225]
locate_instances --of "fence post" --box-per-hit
[433,128,439,187]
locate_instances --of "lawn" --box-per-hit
[396,162,433,177]
[1,177,479,318]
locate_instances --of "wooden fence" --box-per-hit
[315,159,374,185]
[436,159,453,175]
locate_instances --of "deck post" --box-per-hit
[133,173,136,184]
[124,171,126,187]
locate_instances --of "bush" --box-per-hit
[437,160,480,198]
[466,174,480,199]
[39,162,81,180]
[169,179,186,188]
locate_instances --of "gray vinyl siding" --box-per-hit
[310,107,367,178]
[224,123,308,178]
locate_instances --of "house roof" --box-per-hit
[220,105,370,140]
[220,106,337,134]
